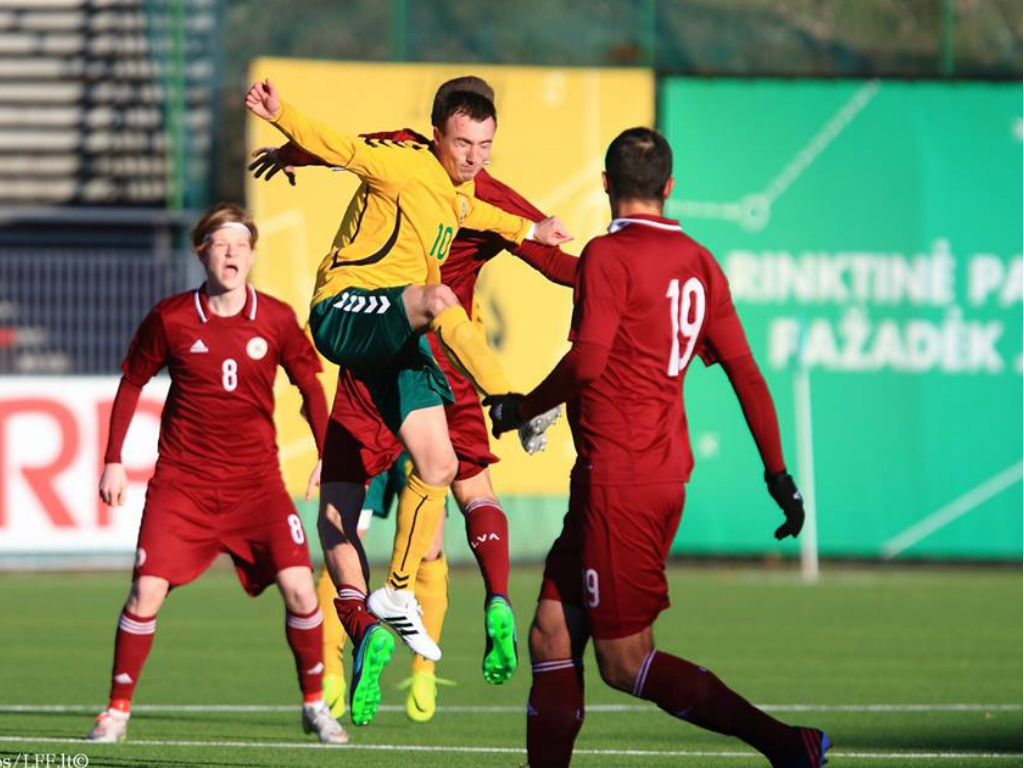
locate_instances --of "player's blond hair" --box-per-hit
[191,203,259,250]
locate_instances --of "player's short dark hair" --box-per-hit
[605,127,673,202]
[431,76,494,127]
[434,90,497,133]
[191,202,258,250]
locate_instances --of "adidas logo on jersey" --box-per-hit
[189,339,209,353]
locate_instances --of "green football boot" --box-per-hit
[349,624,395,726]
[482,595,518,685]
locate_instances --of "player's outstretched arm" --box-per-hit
[462,198,574,250]
[514,239,578,287]
[531,216,573,247]
[246,81,405,186]
[249,146,296,185]
[248,143,322,186]
[474,171,578,286]
[244,78,281,121]
[484,393,526,437]
[484,340,609,438]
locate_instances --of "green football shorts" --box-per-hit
[309,286,454,434]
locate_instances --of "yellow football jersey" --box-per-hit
[271,102,533,308]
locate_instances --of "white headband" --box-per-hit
[203,221,252,242]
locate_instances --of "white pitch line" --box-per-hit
[0,735,1020,761]
[0,703,1019,714]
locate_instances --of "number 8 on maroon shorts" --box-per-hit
[540,478,685,639]
[133,468,313,596]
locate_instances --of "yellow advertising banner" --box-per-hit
[246,59,653,496]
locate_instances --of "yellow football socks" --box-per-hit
[430,305,510,396]
[388,473,448,592]
[315,567,346,678]
[411,553,449,674]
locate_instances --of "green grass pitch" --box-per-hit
[0,563,1020,767]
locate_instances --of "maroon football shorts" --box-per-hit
[322,350,499,487]
[133,466,313,596]
[539,478,685,639]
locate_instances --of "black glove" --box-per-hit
[247,147,297,186]
[765,470,805,540]
[483,393,526,438]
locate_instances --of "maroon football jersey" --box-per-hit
[122,285,323,481]
[567,214,752,484]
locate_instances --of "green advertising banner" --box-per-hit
[660,79,1022,560]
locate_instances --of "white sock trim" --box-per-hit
[286,608,324,631]
[632,649,658,697]
[463,498,504,516]
[532,658,578,674]
[118,613,156,635]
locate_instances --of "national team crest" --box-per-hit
[247,336,268,360]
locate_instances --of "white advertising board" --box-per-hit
[0,377,168,555]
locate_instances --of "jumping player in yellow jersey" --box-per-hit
[246,79,572,725]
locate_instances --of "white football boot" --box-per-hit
[86,708,129,743]
[301,700,349,744]
[367,586,441,662]
[518,405,561,454]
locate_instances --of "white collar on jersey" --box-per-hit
[193,284,258,323]
[607,217,683,234]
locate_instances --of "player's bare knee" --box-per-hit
[279,580,318,615]
[417,452,458,487]
[529,614,572,661]
[452,470,497,510]
[125,577,168,617]
[318,505,356,547]
[593,649,638,692]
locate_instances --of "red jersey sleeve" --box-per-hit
[474,170,578,287]
[121,306,170,386]
[697,255,753,366]
[514,240,578,288]
[279,312,328,454]
[569,240,629,350]
[103,377,143,464]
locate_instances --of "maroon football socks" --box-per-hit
[463,499,511,600]
[108,610,156,706]
[634,650,799,762]
[333,584,378,646]
[284,607,325,701]
[526,659,585,768]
